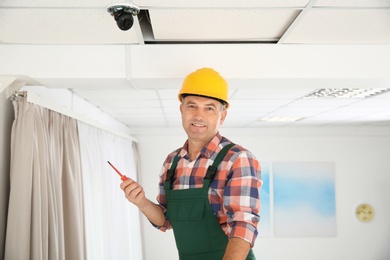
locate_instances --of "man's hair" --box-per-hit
[181,94,227,111]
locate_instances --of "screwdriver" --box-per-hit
[107,161,129,181]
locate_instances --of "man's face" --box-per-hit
[180,95,227,144]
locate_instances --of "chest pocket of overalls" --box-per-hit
[167,199,204,221]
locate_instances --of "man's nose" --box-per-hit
[193,108,206,118]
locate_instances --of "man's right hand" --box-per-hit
[120,179,148,209]
[120,179,166,227]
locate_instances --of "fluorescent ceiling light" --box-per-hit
[303,88,390,99]
[260,116,302,122]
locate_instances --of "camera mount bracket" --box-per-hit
[107,3,140,16]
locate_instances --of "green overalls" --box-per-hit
[165,143,256,260]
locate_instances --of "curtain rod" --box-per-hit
[17,91,138,143]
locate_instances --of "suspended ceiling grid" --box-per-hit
[0,0,390,130]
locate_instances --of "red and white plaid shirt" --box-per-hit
[156,133,262,247]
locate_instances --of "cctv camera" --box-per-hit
[107,3,140,31]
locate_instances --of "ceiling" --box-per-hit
[1,0,390,132]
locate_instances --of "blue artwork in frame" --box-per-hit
[273,162,336,237]
[258,162,271,237]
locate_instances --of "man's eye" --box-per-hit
[206,107,214,111]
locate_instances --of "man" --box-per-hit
[121,68,262,260]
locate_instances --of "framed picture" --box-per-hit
[273,162,336,237]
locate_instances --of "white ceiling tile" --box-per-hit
[261,111,315,118]
[248,121,292,127]
[229,106,277,116]
[227,112,264,119]
[0,9,140,44]
[351,97,390,107]
[310,112,361,120]
[107,107,162,114]
[166,122,182,128]
[164,113,181,119]
[162,106,181,112]
[332,105,384,113]
[315,0,390,8]
[273,106,334,114]
[74,89,158,100]
[165,119,181,125]
[123,117,166,122]
[374,91,390,98]
[357,112,390,120]
[231,87,312,99]
[138,0,311,8]
[285,9,390,43]
[158,89,180,99]
[1,0,109,7]
[92,99,161,107]
[229,99,293,107]
[149,9,299,40]
[223,123,250,128]
[288,98,360,107]
[124,121,168,128]
[161,101,180,109]
[116,113,165,120]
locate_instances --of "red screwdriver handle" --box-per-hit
[107,161,129,181]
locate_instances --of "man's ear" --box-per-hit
[220,109,227,124]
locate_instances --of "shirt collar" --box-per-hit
[180,132,223,160]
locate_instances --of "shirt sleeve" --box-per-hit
[153,163,173,232]
[223,150,262,247]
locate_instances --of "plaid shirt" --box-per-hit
[156,133,262,247]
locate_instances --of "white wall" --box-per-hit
[0,91,14,259]
[136,127,390,260]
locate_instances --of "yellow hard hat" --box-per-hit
[178,68,229,108]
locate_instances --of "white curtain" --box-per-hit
[5,94,143,260]
[77,122,143,260]
[5,95,85,259]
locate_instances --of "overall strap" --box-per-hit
[205,143,235,181]
[165,149,182,186]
